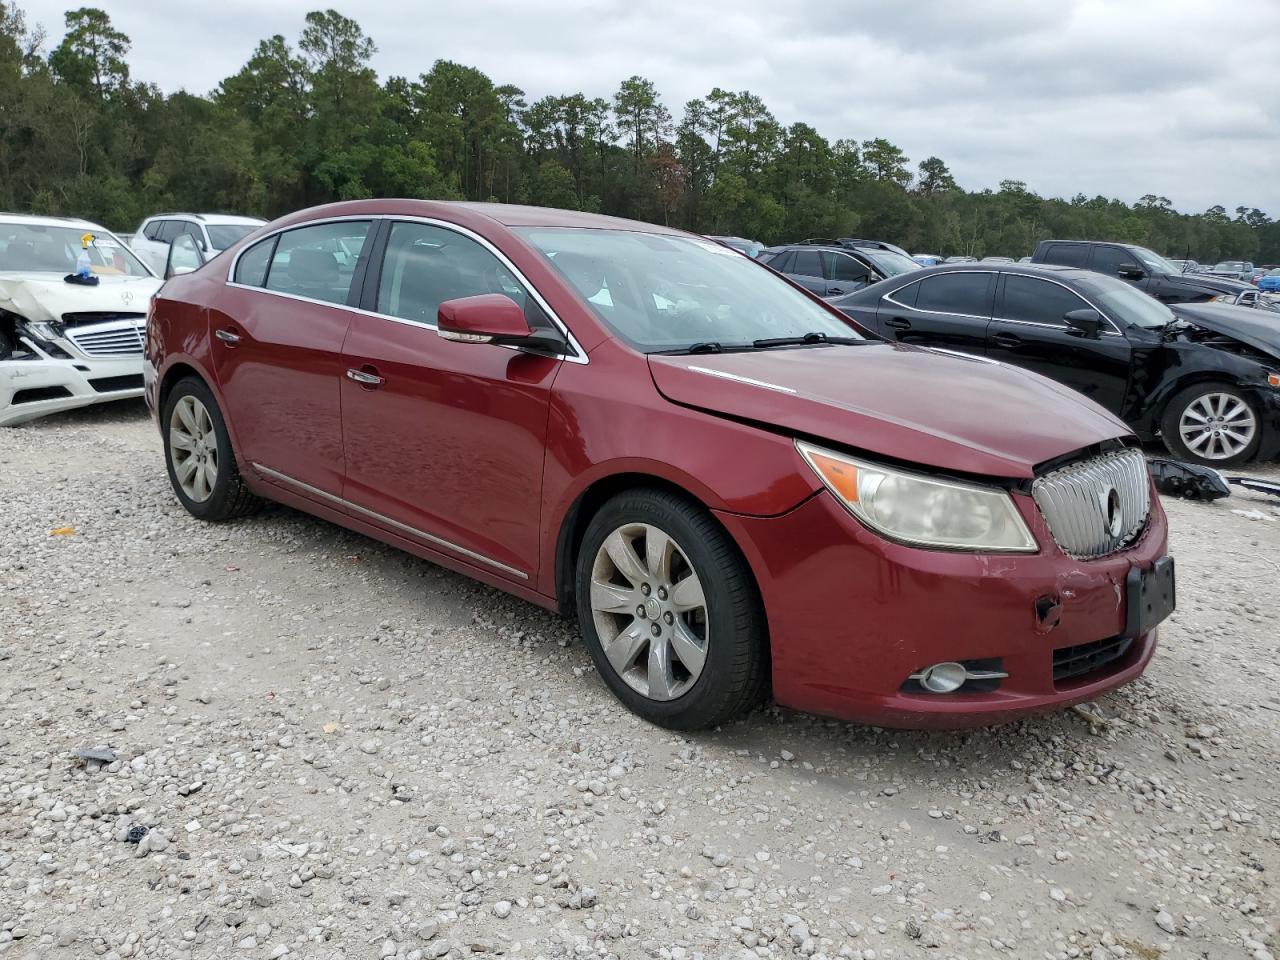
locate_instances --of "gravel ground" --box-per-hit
[1,400,1278,960]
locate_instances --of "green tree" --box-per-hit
[49,7,128,96]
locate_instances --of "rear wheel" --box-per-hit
[1160,382,1261,467]
[162,377,262,521]
[575,488,768,730]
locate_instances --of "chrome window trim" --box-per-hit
[225,213,588,365]
[252,462,530,580]
[994,272,1124,336]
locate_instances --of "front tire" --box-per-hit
[162,377,261,521]
[1160,382,1262,467]
[575,488,768,730]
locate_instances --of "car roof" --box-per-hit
[256,199,692,238]
[0,212,107,231]
[145,212,266,225]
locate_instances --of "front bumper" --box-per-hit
[1,355,144,426]
[717,488,1169,729]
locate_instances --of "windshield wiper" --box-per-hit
[684,341,724,354]
[751,332,859,349]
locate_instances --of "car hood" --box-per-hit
[648,343,1133,479]
[1170,301,1280,362]
[1165,272,1253,295]
[0,272,162,323]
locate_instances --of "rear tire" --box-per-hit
[162,377,262,521]
[1160,382,1261,468]
[574,488,768,730]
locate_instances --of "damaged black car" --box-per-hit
[832,263,1280,467]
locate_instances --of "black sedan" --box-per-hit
[832,263,1280,466]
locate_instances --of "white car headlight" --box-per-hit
[1209,293,1242,305]
[797,441,1038,552]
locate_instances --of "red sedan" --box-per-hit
[145,201,1173,730]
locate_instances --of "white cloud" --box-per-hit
[21,0,1279,214]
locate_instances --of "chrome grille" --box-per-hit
[1031,448,1150,559]
[66,319,146,358]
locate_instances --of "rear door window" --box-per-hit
[1042,243,1088,267]
[264,221,372,306]
[143,221,164,241]
[914,272,993,316]
[824,253,871,283]
[887,279,920,308]
[792,250,823,278]
[156,220,184,243]
[767,250,793,272]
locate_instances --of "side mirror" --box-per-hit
[1117,264,1146,280]
[1063,308,1102,338]
[437,294,566,354]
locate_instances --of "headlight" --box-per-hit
[797,441,1038,552]
[25,321,62,340]
[1209,293,1242,305]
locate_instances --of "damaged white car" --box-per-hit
[1,214,162,426]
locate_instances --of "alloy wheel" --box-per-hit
[1178,392,1257,462]
[589,522,709,701]
[169,394,219,502]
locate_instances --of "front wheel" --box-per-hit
[162,377,262,521]
[1160,382,1262,467]
[574,488,768,730]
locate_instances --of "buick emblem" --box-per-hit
[120,290,134,306]
[1101,486,1123,539]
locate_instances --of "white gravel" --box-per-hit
[1,399,1277,960]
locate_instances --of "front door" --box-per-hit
[339,220,561,582]
[986,272,1133,415]
[210,219,373,497]
[877,270,995,352]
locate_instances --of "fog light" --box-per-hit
[914,661,968,693]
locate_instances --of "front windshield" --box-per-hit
[860,248,921,277]
[1130,246,1183,275]
[1213,261,1244,271]
[0,223,152,277]
[1077,274,1175,329]
[516,227,861,352]
[207,224,259,249]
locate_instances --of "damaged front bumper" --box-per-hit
[1,337,144,426]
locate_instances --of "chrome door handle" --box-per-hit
[215,329,241,344]
[345,368,385,386]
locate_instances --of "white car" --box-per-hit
[130,213,264,276]
[1,214,162,426]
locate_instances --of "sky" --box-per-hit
[19,0,1280,215]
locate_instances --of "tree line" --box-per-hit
[2,4,1277,264]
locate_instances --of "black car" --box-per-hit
[832,263,1280,466]
[761,242,920,298]
[1031,239,1263,308]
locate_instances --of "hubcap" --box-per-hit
[589,522,708,701]
[169,395,218,502]
[1178,393,1256,461]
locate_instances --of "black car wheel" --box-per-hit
[1160,382,1262,467]
[162,377,262,521]
[575,488,768,730]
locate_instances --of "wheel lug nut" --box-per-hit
[640,583,651,596]
[636,605,646,619]
[664,612,674,625]
[657,587,668,600]
[650,623,661,637]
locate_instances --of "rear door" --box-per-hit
[210,219,374,499]
[786,249,828,296]
[822,252,872,297]
[338,219,562,582]
[986,273,1133,414]
[877,270,994,353]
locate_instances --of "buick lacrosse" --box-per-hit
[146,201,1172,730]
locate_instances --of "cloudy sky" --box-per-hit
[20,0,1280,214]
